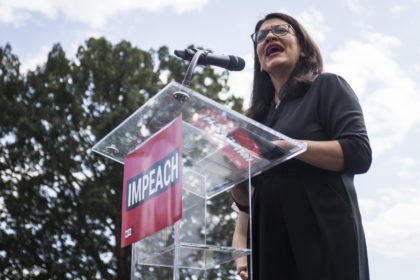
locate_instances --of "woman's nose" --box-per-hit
[264,30,278,42]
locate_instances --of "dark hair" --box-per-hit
[247,12,323,121]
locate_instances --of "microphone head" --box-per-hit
[228,55,245,71]
[174,49,184,58]
[174,49,195,60]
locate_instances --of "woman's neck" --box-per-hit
[270,70,292,105]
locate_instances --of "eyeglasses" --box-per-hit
[251,24,293,44]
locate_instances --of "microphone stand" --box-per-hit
[172,49,206,280]
[182,49,206,87]
[172,49,206,104]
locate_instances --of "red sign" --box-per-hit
[120,115,183,247]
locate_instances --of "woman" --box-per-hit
[231,12,372,280]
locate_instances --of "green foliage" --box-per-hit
[0,40,243,279]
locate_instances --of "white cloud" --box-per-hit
[0,0,209,28]
[345,0,363,13]
[297,9,330,44]
[391,156,417,178]
[19,43,79,72]
[360,187,420,257]
[390,4,408,15]
[20,46,51,72]
[0,0,61,25]
[326,32,420,156]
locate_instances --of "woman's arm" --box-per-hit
[275,74,371,173]
[273,139,344,172]
[296,140,344,171]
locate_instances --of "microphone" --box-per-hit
[174,49,245,71]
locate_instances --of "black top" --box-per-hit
[250,73,372,280]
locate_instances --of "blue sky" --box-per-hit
[1,0,420,279]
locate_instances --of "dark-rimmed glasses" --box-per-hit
[251,24,293,44]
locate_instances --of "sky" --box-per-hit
[1,0,420,279]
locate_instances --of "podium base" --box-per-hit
[133,242,250,270]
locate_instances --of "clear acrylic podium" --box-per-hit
[92,81,307,279]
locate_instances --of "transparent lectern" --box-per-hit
[92,51,307,279]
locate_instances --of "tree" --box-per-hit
[0,39,243,279]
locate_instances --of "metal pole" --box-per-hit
[181,50,206,87]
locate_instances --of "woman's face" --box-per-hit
[255,18,303,76]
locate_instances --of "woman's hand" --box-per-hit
[236,261,249,280]
[232,212,249,279]
[230,182,249,207]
